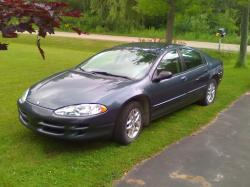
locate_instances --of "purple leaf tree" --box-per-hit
[0,0,85,59]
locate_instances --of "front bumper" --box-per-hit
[18,101,116,140]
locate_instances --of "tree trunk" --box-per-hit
[166,0,175,44]
[236,5,249,67]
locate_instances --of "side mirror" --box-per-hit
[153,71,173,82]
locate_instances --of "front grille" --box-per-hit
[19,109,29,125]
[37,121,89,137]
[18,108,89,137]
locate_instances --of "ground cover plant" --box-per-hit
[0,35,249,187]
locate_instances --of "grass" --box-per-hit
[0,35,250,187]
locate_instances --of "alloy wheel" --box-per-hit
[207,82,216,103]
[126,108,142,139]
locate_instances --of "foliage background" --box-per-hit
[61,0,243,43]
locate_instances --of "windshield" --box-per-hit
[80,49,158,79]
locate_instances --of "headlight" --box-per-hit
[19,89,29,103]
[54,104,107,117]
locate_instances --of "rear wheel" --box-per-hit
[114,102,143,145]
[200,79,217,106]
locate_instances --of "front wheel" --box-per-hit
[199,79,217,106]
[114,102,143,145]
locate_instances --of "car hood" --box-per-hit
[27,70,132,109]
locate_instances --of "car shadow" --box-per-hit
[149,103,198,124]
[20,130,117,157]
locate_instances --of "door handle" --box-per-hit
[180,76,188,81]
[196,74,208,81]
[204,69,209,73]
[196,69,209,81]
[196,77,201,81]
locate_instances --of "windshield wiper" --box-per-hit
[90,71,132,80]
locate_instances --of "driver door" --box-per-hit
[147,50,189,119]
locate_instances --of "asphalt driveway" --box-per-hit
[116,93,250,187]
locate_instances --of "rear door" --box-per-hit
[179,47,210,102]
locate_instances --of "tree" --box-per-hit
[166,0,175,44]
[86,0,140,32]
[136,0,169,42]
[136,0,193,44]
[0,0,84,59]
[236,1,250,67]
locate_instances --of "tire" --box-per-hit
[114,102,144,145]
[199,79,217,106]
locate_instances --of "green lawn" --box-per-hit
[0,35,249,187]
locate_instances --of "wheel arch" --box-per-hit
[120,95,151,126]
[211,74,220,85]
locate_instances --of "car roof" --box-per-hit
[112,42,185,55]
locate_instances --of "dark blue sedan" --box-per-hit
[18,43,223,145]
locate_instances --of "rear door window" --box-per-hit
[180,48,204,70]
